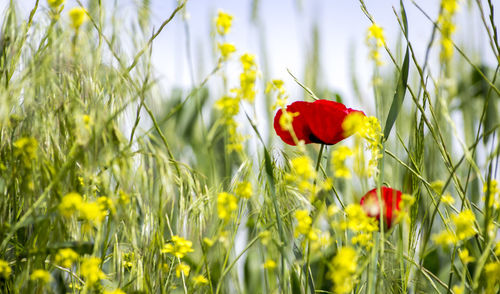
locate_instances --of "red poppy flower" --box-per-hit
[360,187,402,228]
[273,99,364,146]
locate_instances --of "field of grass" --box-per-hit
[0,0,499,293]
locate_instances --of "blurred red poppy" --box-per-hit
[273,99,364,146]
[360,187,402,228]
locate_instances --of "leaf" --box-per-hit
[383,0,410,140]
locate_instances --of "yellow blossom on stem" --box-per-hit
[55,248,79,268]
[262,259,277,269]
[442,193,455,205]
[286,156,317,193]
[69,7,87,30]
[0,260,12,279]
[218,42,236,60]
[176,262,191,277]
[331,146,353,179]
[217,192,239,221]
[13,137,38,167]
[193,275,209,285]
[58,192,83,218]
[30,269,52,284]
[458,249,475,264]
[80,257,106,285]
[452,209,476,241]
[235,181,252,199]
[328,246,358,294]
[215,10,233,35]
[103,289,126,294]
[47,0,64,8]
[161,235,194,259]
[294,209,313,238]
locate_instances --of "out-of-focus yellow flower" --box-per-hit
[103,289,126,294]
[176,262,191,278]
[80,257,105,285]
[59,192,83,218]
[341,204,378,248]
[485,262,500,293]
[215,96,239,119]
[203,237,215,247]
[192,275,209,285]
[367,23,385,47]
[433,229,458,246]
[0,260,12,279]
[294,210,312,236]
[331,146,353,179]
[55,248,79,268]
[47,0,64,9]
[262,259,277,269]
[328,246,358,294]
[217,192,239,221]
[259,230,271,246]
[430,180,445,194]
[97,196,115,216]
[69,7,87,30]
[285,156,317,193]
[267,79,288,110]
[215,10,233,35]
[452,209,476,241]
[13,137,38,167]
[161,235,194,259]
[218,42,236,60]
[235,181,252,199]
[278,110,298,134]
[79,201,106,225]
[30,269,52,284]
[122,252,134,269]
[438,0,459,62]
[458,249,475,264]
[483,180,499,208]
[442,193,455,205]
[452,285,464,294]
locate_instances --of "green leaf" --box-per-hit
[383,0,410,140]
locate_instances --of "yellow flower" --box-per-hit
[79,201,106,225]
[176,262,191,277]
[240,53,256,71]
[367,23,385,47]
[217,192,239,221]
[235,181,252,199]
[98,196,115,216]
[259,230,272,246]
[215,10,233,35]
[47,0,64,9]
[218,42,236,60]
[30,269,52,284]
[203,237,215,247]
[80,257,106,285]
[331,146,353,179]
[267,79,288,110]
[442,0,458,14]
[161,235,194,259]
[103,289,126,294]
[122,252,134,269]
[432,229,458,247]
[262,259,277,269]
[442,193,455,205]
[328,247,358,294]
[278,110,299,133]
[55,248,79,268]
[13,137,38,167]
[483,180,499,208]
[192,275,209,285]
[452,209,476,241]
[0,260,12,279]
[452,285,464,294]
[294,209,313,238]
[484,262,500,293]
[458,249,475,264]
[69,7,87,30]
[341,204,378,248]
[430,180,445,194]
[286,156,316,193]
[215,95,240,119]
[58,192,83,218]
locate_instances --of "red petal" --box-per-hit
[307,100,350,145]
[273,101,314,146]
[360,187,402,228]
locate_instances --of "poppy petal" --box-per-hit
[308,100,351,145]
[273,101,314,146]
[360,187,402,228]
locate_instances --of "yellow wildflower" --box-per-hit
[30,269,52,284]
[235,181,252,199]
[217,192,239,221]
[430,180,445,195]
[452,209,476,241]
[58,192,83,218]
[69,7,86,30]
[452,285,464,294]
[483,180,499,208]
[161,235,194,259]
[278,110,299,133]
[240,53,256,71]
[103,289,126,294]
[267,79,288,110]
[262,259,277,269]
[485,262,500,294]
[215,95,239,119]
[0,260,12,279]
[294,209,313,238]
[192,275,209,285]
[367,23,385,47]
[215,10,233,35]
[442,193,455,205]
[79,201,106,225]
[218,42,236,60]
[122,252,134,269]
[286,156,317,193]
[55,248,79,268]
[13,137,38,167]
[342,204,378,248]
[432,229,458,247]
[97,196,115,216]
[458,249,475,264]
[176,262,191,277]
[331,146,353,179]
[47,0,64,9]
[328,247,358,294]
[203,237,215,247]
[80,257,105,285]
[259,230,272,246]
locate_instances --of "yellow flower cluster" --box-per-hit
[438,0,458,62]
[217,192,239,221]
[161,235,194,259]
[483,180,499,209]
[327,246,358,294]
[366,23,386,65]
[215,10,233,36]
[342,113,383,177]
[58,192,111,226]
[80,256,106,285]
[55,248,79,268]
[294,210,318,241]
[237,53,258,103]
[262,259,277,269]
[485,261,500,294]
[192,274,209,285]
[103,289,126,294]
[69,7,87,30]
[0,259,12,279]
[30,269,52,284]
[331,146,354,179]
[13,137,38,167]
[394,193,416,224]
[433,209,476,246]
[341,204,378,248]
[47,0,64,9]
[285,156,317,193]
[176,262,190,278]
[218,42,236,60]
[122,252,134,269]
[266,79,288,110]
[235,181,252,199]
